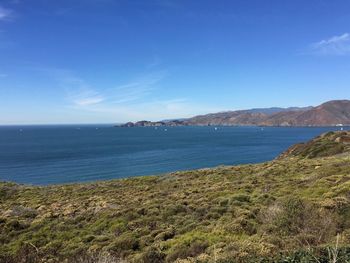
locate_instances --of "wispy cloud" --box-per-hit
[69,87,105,106]
[0,73,8,78]
[61,71,210,121]
[0,6,13,21]
[43,68,167,109]
[61,76,106,107]
[309,33,350,56]
[37,67,219,122]
[37,68,106,107]
[68,71,166,108]
[110,71,166,104]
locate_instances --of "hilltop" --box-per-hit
[278,130,350,159]
[1,131,350,262]
[119,100,350,127]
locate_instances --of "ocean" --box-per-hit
[0,125,344,185]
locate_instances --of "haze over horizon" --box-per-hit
[1,0,350,124]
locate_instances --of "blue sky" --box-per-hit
[0,0,350,124]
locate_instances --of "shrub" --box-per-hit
[163,204,187,218]
[166,241,208,262]
[5,219,28,231]
[140,247,165,263]
[261,197,338,246]
[273,198,305,235]
[107,233,139,255]
[83,235,96,243]
[8,206,38,219]
[0,183,18,201]
[154,228,175,241]
[110,221,127,237]
[218,198,230,207]
[230,194,250,203]
[73,251,128,263]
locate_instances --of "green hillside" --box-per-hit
[1,131,350,263]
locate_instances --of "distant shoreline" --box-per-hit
[115,124,350,128]
[0,124,349,129]
[118,99,350,128]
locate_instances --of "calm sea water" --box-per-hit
[0,125,345,185]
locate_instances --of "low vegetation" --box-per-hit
[278,130,350,159]
[1,131,350,262]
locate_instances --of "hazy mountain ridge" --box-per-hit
[119,100,350,127]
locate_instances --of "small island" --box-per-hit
[119,120,186,127]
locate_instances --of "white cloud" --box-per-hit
[0,6,12,21]
[310,33,350,56]
[63,73,214,122]
[36,68,105,107]
[46,68,167,110]
[109,71,166,104]
[38,67,220,123]
[60,75,106,107]
[72,92,105,106]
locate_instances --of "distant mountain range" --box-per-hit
[118,100,350,127]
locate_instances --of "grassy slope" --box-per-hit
[1,131,350,263]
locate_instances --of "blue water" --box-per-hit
[0,125,345,185]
